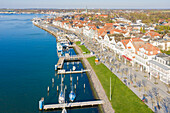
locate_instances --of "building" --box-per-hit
[149,53,170,84]
[118,38,161,72]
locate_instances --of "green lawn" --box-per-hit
[87,56,153,113]
[75,41,81,45]
[161,50,170,55]
[75,41,91,54]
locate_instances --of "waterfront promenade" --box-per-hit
[73,42,115,113]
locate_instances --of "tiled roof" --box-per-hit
[110,29,122,34]
[105,23,114,26]
[121,39,130,48]
[145,31,160,38]
[98,28,107,36]
[121,38,160,56]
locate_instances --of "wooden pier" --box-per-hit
[57,69,90,74]
[43,100,104,110]
[56,57,65,69]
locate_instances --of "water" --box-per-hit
[0,14,99,113]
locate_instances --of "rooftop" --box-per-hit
[156,53,170,62]
[149,60,170,70]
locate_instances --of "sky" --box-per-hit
[0,0,170,9]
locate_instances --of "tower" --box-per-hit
[86,6,88,14]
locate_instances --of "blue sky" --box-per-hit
[0,0,170,9]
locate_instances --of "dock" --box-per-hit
[43,100,104,110]
[56,57,65,69]
[57,69,90,74]
[68,45,76,48]
[55,54,95,70]
[63,54,95,60]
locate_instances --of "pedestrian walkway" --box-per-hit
[74,44,115,113]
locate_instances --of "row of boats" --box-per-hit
[57,36,75,113]
[58,74,76,104]
[56,36,70,57]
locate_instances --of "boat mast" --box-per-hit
[61,74,63,92]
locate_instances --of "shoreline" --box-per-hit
[33,23,114,113]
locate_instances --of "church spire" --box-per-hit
[86,6,88,14]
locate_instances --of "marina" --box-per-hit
[34,20,103,112]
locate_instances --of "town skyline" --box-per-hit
[0,0,170,9]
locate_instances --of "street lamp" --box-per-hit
[110,77,111,101]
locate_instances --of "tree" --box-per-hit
[160,97,170,113]
[121,68,124,78]
[164,83,170,94]
[136,80,142,91]
[118,63,121,72]
[140,27,143,33]
[142,80,147,94]
[130,74,133,83]
[142,27,146,33]
[147,90,154,108]
[134,73,137,83]
[125,68,128,76]
[109,20,113,23]
[152,87,159,106]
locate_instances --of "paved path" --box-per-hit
[74,44,115,113]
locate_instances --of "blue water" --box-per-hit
[0,14,99,113]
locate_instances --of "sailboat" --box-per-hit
[62,108,67,113]
[59,74,65,104]
[69,79,76,102]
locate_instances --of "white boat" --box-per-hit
[69,90,76,102]
[57,42,63,52]
[62,108,67,113]
[72,66,76,71]
[59,75,65,104]
[69,79,76,102]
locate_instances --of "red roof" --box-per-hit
[145,31,160,38]
[54,17,62,21]
[121,38,160,56]
[105,23,114,26]
[110,29,122,34]
[121,39,130,48]
[98,28,107,36]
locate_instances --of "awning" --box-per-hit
[122,55,132,61]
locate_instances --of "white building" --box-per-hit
[149,53,170,84]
